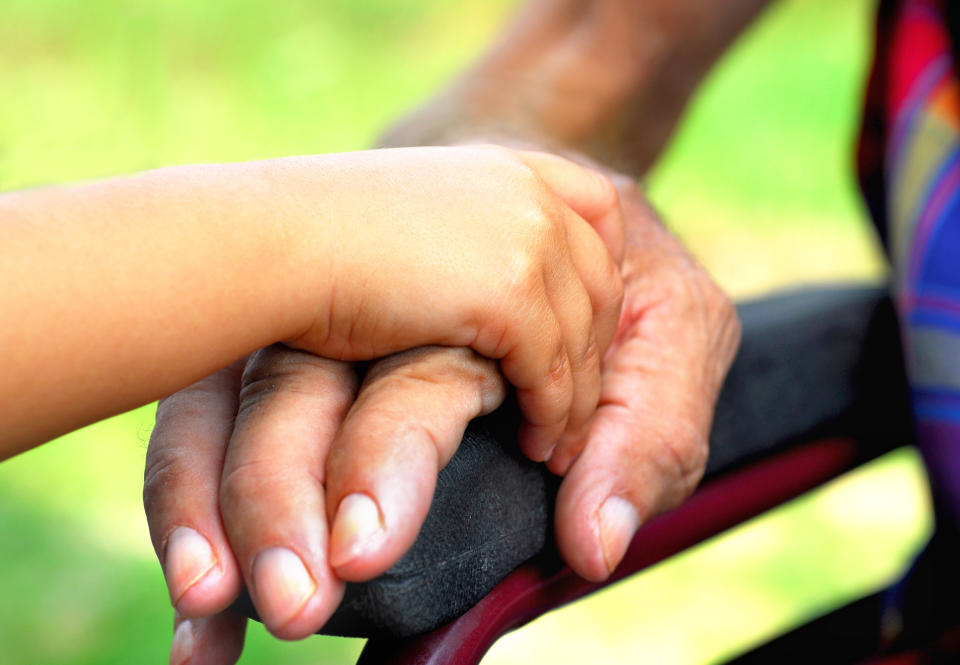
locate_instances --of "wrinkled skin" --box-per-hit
[145,0,744,661]
[145,177,739,664]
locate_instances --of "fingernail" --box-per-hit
[165,527,217,606]
[251,547,317,628]
[170,619,194,665]
[329,493,385,568]
[597,496,640,573]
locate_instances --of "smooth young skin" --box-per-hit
[0,145,623,462]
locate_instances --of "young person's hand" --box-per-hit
[0,145,621,459]
[143,170,740,665]
[136,145,625,652]
[282,146,625,457]
[2,140,623,656]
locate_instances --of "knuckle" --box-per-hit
[689,262,726,309]
[155,387,225,426]
[594,171,621,212]
[373,370,451,404]
[239,346,282,384]
[239,348,295,400]
[368,346,493,387]
[519,209,562,254]
[652,419,708,499]
[614,405,708,510]
[477,144,542,186]
[218,465,253,509]
[372,356,503,424]
[219,459,288,510]
[520,346,572,427]
[510,226,546,271]
[501,148,540,182]
[236,356,351,419]
[703,276,732,314]
[142,447,189,513]
[392,419,444,461]
[482,321,518,361]
[499,246,546,310]
[242,345,348,387]
[573,334,601,372]
[603,263,625,314]
[365,346,453,376]
[409,355,497,399]
[547,346,571,389]
[695,275,741,371]
[514,176,565,232]
[235,377,278,419]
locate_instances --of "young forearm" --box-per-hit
[0,159,329,457]
[0,145,624,469]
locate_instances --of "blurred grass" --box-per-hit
[0,0,931,663]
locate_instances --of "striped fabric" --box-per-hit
[860,0,960,515]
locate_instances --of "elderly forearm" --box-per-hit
[611,0,775,171]
[382,0,773,175]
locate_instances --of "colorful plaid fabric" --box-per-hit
[860,0,960,515]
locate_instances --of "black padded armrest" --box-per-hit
[708,284,910,474]
[236,284,912,638]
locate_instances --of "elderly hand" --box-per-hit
[142,144,629,664]
[147,345,507,663]
[144,172,737,665]
[548,178,740,580]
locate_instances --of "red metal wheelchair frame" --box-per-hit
[358,437,868,665]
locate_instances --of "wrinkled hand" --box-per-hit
[547,178,740,580]
[146,345,507,663]
[145,144,630,664]
[281,146,626,457]
[144,171,738,665]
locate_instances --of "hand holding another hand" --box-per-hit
[144,151,740,665]
[548,178,740,580]
[143,145,627,661]
[282,146,625,456]
[146,345,508,658]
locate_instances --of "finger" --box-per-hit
[544,221,623,471]
[552,181,739,579]
[170,610,246,665]
[552,336,712,582]
[514,149,625,264]
[326,347,505,580]
[518,248,600,464]
[219,346,357,639]
[145,361,246,618]
[561,205,625,353]
[501,302,573,463]
[541,217,624,470]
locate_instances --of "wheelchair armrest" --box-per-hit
[357,436,866,665]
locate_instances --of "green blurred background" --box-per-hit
[0,0,933,663]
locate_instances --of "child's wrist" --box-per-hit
[246,155,341,348]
